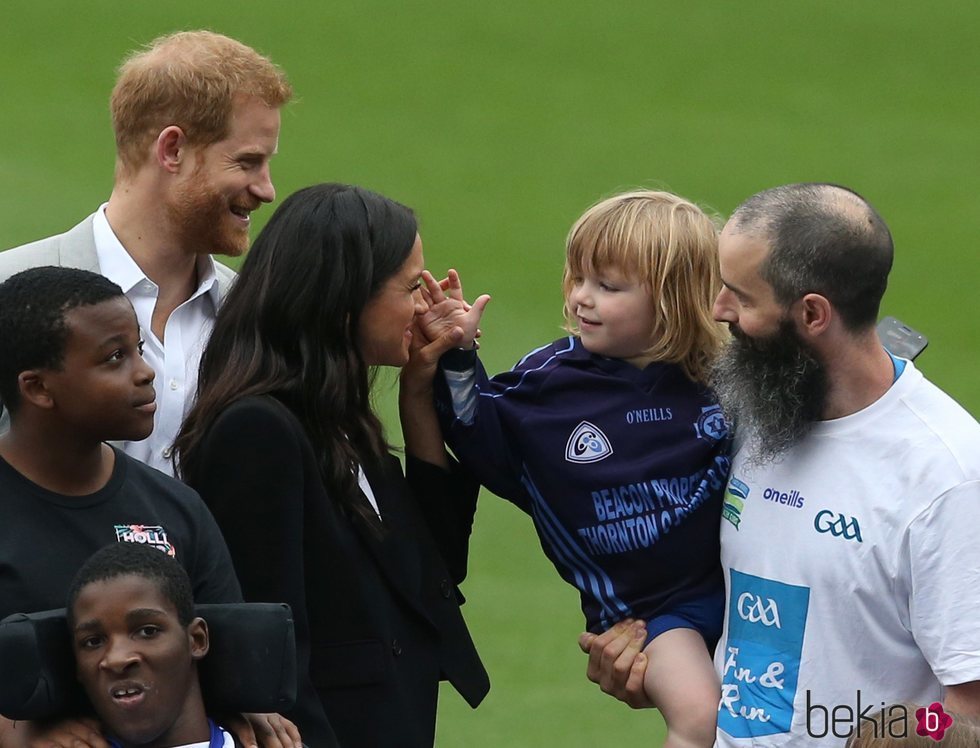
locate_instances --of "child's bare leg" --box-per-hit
[642,628,719,748]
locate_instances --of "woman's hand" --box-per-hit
[398,268,489,468]
[401,322,463,399]
[401,267,490,399]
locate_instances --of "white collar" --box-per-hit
[92,203,221,307]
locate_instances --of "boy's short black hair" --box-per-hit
[0,267,125,414]
[67,543,195,627]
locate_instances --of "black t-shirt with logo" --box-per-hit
[0,448,242,621]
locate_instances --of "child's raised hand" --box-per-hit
[417,269,490,350]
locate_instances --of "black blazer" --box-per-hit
[186,395,489,748]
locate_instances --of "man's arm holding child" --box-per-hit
[578,619,654,709]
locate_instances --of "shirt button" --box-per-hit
[440,579,453,599]
[169,379,179,390]
[391,639,402,656]
[162,447,173,459]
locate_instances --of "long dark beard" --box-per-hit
[709,319,827,465]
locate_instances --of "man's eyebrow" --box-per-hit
[722,279,751,299]
[236,147,276,159]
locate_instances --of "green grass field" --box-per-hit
[2,2,978,745]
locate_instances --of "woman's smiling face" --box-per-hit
[358,233,427,367]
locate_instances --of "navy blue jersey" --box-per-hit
[437,337,731,632]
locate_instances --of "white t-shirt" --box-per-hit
[93,204,222,476]
[715,361,980,747]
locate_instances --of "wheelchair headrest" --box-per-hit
[0,602,297,720]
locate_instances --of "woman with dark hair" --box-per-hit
[174,183,489,748]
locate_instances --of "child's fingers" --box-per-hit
[471,294,491,316]
[447,268,462,299]
[459,295,491,335]
[421,270,446,303]
[438,276,452,291]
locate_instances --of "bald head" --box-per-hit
[728,183,894,331]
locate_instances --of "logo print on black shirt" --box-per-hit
[114,524,176,556]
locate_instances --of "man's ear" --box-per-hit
[155,126,189,173]
[188,617,210,661]
[18,370,56,409]
[797,292,833,339]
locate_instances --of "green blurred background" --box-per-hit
[2,2,977,745]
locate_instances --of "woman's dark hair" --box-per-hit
[174,183,417,523]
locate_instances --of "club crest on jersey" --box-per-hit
[694,404,728,443]
[114,524,176,557]
[565,421,614,464]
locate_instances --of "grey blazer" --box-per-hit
[0,212,238,427]
[0,212,238,290]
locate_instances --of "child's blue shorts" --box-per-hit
[643,589,724,651]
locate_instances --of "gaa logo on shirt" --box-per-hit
[813,510,863,543]
[736,593,782,628]
[565,421,613,463]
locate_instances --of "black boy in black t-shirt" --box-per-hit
[0,268,293,748]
